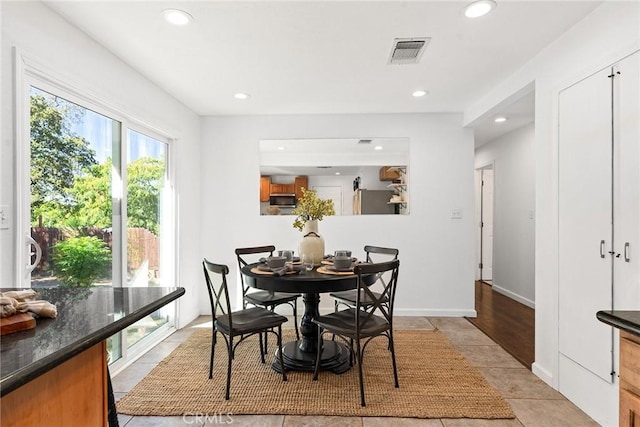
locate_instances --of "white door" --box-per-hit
[481,168,494,281]
[613,51,640,309]
[558,66,614,382]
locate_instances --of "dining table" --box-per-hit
[241,262,373,374]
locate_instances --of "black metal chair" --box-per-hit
[235,246,301,349]
[330,245,399,312]
[203,259,287,400]
[312,259,400,407]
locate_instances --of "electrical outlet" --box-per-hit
[451,208,462,219]
[0,205,9,229]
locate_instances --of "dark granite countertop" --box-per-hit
[596,310,640,337]
[0,286,184,397]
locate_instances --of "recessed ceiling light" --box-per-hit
[494,116,507,123]
[464,0,497,18]
[277,146,285,150]
[234,93,250,100]
[412,90,428,97]
[374,146,383,151]
[162,9,194,26]
[335,172,341,176]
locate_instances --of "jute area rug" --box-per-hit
[117,329,514,419]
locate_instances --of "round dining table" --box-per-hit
[241,263,372,374]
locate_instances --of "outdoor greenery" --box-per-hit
[30,93,97,218]
[30,94,165,234]
[291,187,335,231]
[51,236,111,287]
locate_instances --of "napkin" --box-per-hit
[0,291,57,319]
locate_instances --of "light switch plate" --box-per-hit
[0,205,9,229]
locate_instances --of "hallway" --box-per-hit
[467,281,535,369]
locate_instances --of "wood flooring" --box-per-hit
[466,280,535,369]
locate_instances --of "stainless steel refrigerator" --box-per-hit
[353,189,396,214]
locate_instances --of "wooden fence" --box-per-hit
[31,227,158,276]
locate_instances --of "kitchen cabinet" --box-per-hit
[596,312,640,427]
[379,166,401,181]
[621,331,640,426]
[294,176,308,199]
[270,183,294,195]
[260,176,271,202]
[558,51,639,383]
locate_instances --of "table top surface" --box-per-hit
[0,286,184,396]
[241,263,364,294]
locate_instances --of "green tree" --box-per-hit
[30,93,97,223]
[126,157,165,235]
[52,236,111,287]
[36,156,165,234]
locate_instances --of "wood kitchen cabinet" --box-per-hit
[620,331,640,427]
[270,183,294,194]
[379,166,401,181]
[294,176,308,199]
[260,176,271,202]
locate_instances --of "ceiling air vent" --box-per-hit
[357,139,372,144]
[388,37,430,65]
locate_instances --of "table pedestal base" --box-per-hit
[272,339,351,374]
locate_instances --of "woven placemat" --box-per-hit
[117,329,514,419]
[316,266,354,276]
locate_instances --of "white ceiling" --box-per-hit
[44,0,600,145]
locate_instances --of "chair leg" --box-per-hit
[356,338,366,407]
[209,330,217,379]
[293,300,300,340]
[277,326,287,382]
[312,328,323,380]
[259,332,265,364]
[389,330,399,388]
[225,336,233,400]
[331,300,339,341]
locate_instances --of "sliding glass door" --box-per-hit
[23,83,175,365]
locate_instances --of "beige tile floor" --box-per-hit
[113,316,598,427]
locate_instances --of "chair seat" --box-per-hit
[216,306,288,335]
[313,308,390,338]
[330,289,388,306]
[245,290,300,306]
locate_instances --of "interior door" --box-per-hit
[613,51,640,309]
[481,168,494,282]
[558,66,614,382]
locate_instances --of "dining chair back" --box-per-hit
[313,259,400,406]
[235,246,301,344]
[330,245,399,311]
[203,258,288,400]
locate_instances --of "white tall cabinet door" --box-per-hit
[559,66,614,382]
[614,51,640,309]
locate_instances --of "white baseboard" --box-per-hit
[394,308,477,317]
[532,362,555,388]
[492,284,535,309]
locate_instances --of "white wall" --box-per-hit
[0,1,202,328]
[465,3,639,425]
[200,113,476,316]
[475,124,535,307]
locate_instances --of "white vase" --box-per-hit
[298,219,325,266]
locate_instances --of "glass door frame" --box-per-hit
[14,49,178,369]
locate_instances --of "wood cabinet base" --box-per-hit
[1,342,107,427]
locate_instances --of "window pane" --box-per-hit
[29,86,116,288]
[125,129,169,347]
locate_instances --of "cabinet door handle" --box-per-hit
[624,242,630,262]
[600,240,606,258]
